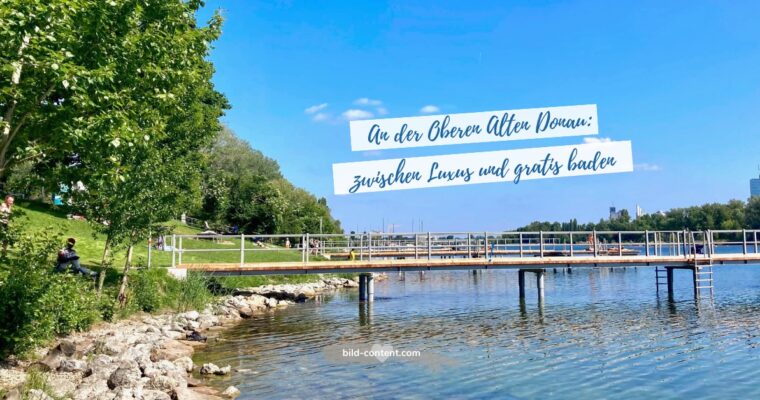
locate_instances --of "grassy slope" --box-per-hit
[14,201,308,267]
[12,201,348,288]
[15,201,188,267]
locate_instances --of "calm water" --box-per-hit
[194,265,760,399]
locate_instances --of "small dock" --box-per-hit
[179,254,723,275]
[170,229,760,302]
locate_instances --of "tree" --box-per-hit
[199,173,231,225]
[205,126,282,181]
[197,126,342,234]
[511,199,753,232]
[225,174,286,234]
[747,197,760,229]
[72,150,205,304]
[31,0,231,305]
[1,0,227,185]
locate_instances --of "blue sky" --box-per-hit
[198,0,760,232]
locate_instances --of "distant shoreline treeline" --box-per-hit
[515,198,760,232]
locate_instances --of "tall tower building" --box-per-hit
[635,204,644,218]
[609,206,621,221]
[752,176,760,198]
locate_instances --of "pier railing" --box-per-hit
[169,229,760,268]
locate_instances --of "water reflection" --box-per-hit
[194,266,760,399]
[358,301,372,326]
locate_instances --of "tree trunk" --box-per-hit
[96,269,106,299]
[0,34,30,182]
[117,240,135,308]
[101,235,112,266]
[97,235,112,298]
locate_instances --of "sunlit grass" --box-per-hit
[6,201,351,292]
[11,200,314,268]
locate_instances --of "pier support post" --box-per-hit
[359,274,367,301]
[536,270,545,300]
[518,269,545,301]
[666,267,674,298]
[358,273,374,302]
[367,273,374,302]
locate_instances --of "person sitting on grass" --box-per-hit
[55,238,98,279]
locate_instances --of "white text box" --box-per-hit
[333,141,633,194]
[349,104,598,151]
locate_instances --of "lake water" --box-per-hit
[193,265,760,399]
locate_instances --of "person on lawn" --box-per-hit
[55,238,98,279]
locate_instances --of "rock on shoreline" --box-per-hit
[0,277,357,400]
[232,277,359,301]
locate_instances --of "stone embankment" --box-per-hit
[1,278,358,400]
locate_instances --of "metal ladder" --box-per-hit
[693,230,715,299]
[655,267,668,292]
[694,260,715,298]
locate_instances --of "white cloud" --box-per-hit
[583,137,612,144]
[635,163,662,172]
[312,112,330,122]
[419,105,440,114]
[342,109,374,120]
[376,107,388,116]
[354,98,382,106]
[305,103,328,114]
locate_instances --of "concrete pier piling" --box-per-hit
[367,273,374,301]
[518,269,545,301]
[536,270,545,299]
[359,272,374,302]
[359,274,367,301]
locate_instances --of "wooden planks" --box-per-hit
[173,254,760,275]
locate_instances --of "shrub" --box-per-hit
[97,288,120,322]
[131,268,166,313]
[0,232,98,358]
[168,272,212,312]
[128,268,215,314]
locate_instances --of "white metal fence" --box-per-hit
[169,229,760,267]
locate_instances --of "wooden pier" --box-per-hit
[177,254,760,275]
[170,229,760,302]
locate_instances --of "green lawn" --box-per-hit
[11,200,312,268]
[8,200,348,290]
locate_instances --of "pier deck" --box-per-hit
[168,229,760,300]
[177,253,760,276]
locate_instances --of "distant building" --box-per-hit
[635,204,645,218]
[609,206,622,221]
[752,176,760,198]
